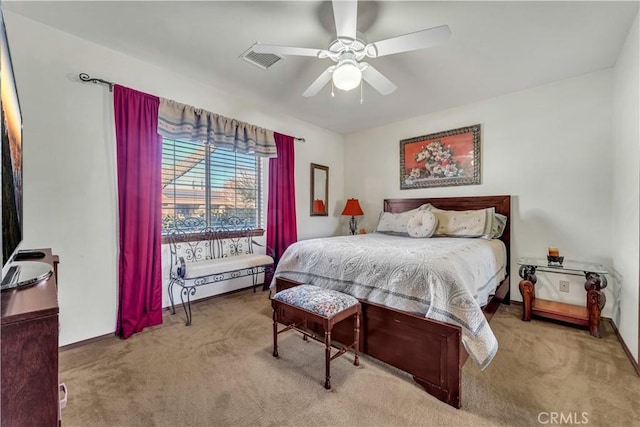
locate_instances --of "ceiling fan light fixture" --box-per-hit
[332,61,362,91]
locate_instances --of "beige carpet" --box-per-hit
[59,289,639,427]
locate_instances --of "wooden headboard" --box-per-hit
[384,195,511,271]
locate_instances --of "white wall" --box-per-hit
[344,70,616,315]
[612,13,639,362]
[5,12,344,345]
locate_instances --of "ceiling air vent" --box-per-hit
[240,44,284,70]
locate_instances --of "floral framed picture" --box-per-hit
[400,124,481,189]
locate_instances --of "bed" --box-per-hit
[273,195,511,408]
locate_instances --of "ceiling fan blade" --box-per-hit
[332,0,358,43]
[302,67,334,97]
[252,43,328,58]
[367,25,451,58]
[362,65,397,95]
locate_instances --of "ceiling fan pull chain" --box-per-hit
[331,80,335,97]
[360,81,364,104]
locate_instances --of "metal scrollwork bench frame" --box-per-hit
[167,216,274,326]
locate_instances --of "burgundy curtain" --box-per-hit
[114,85,163,338]
[266,133,297,284]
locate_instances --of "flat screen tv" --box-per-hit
[1,7,24,278]
[0,8,51,290]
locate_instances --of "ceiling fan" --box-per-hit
[252,0,451,97]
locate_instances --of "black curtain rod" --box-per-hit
[78,72,305,141]
[79,73,114,92]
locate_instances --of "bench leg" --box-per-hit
[251,267,258,293]
[272,308,279,358]
[303,318,308,341]
[324,329,332,390]
[354,312,360,367]
[168,279,177,315]
[262,265,273,292]
[180,286,196,326]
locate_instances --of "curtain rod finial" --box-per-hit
[79,72,114,91]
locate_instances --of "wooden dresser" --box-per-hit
[1,249,60,427]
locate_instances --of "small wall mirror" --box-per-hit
[310,163,329,216]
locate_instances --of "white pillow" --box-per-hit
[375,208,420,236]
[489,213,508,239]
[406,211,438,238]
[428,206,495,238]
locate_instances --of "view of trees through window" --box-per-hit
[161,138,262,233]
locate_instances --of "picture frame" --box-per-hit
[310,163,329,217]
[400,124,481,190]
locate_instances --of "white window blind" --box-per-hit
[161,138,262,233]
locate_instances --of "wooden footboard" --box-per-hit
[358,299,463,407]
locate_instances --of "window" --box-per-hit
[161,138,262,234]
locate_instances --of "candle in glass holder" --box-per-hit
[548,246,560,257]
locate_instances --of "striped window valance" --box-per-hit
[157,98,277,158]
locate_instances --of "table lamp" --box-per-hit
[342,198,364,235]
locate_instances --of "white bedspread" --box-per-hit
[271,233,507,369]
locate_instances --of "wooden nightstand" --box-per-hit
[517,257,608,338]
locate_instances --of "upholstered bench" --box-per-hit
[166,216,274,326]
[271,284,361,390]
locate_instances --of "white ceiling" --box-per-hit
[5,1,639,134]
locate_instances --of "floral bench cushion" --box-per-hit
[273,285,359,318]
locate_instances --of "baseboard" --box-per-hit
[60,332,114,351]
[609,319,640,377]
